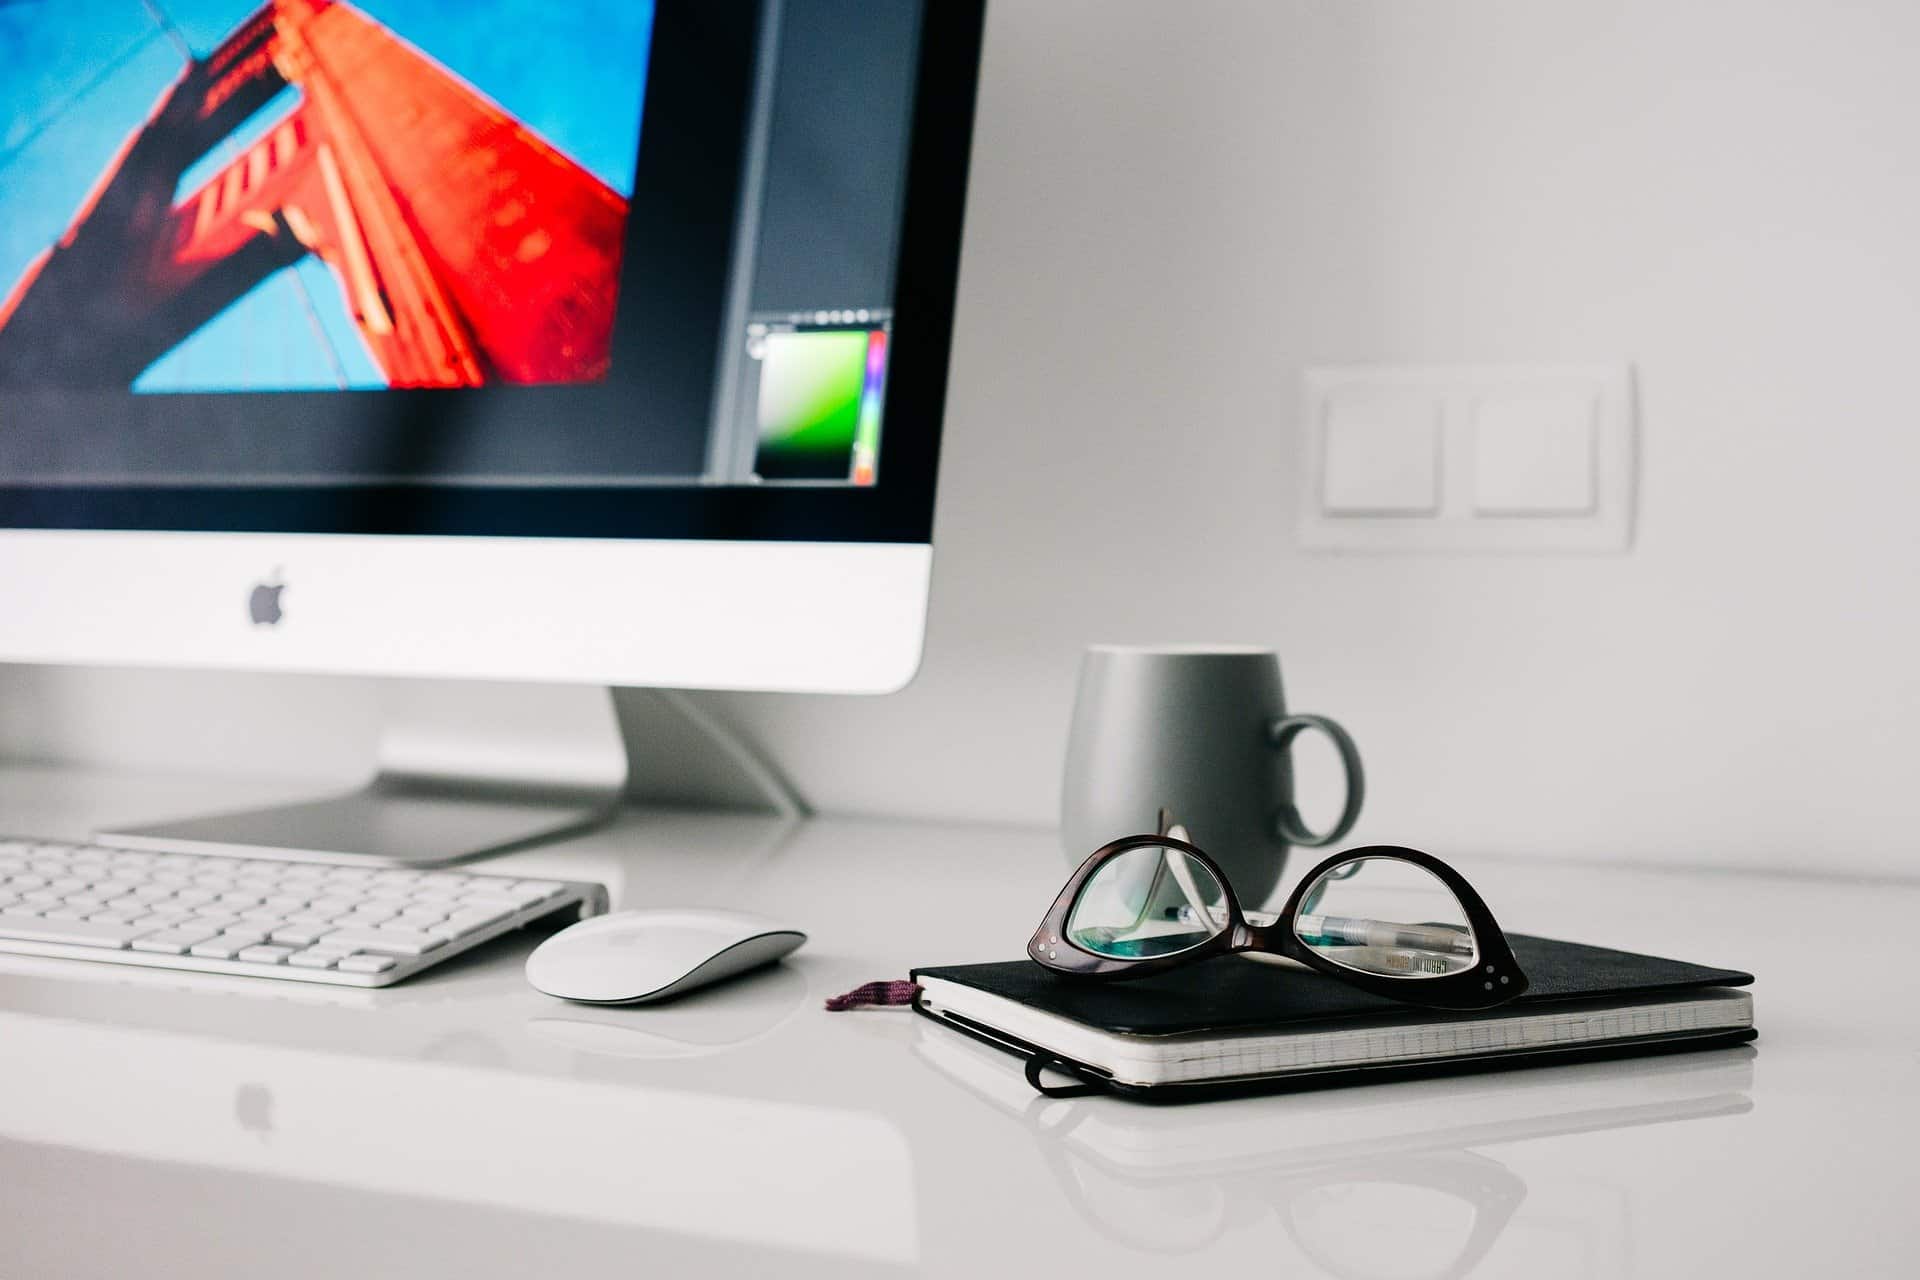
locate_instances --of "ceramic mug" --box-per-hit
[1060,644,1364,907]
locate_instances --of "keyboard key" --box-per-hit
[316,927,446,956]
[459,893,531,913]
[270,926,329,947]
[0,914,152,948]
[130,910,195,929]
[440,907,511,936]
[132,928,221,955]
[336,954,397,974]
[41,907,90,921]
[238,945,295,965]
[189,938,248,959]
[287,950,341,969]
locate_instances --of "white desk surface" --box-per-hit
[1,765,1914,1279]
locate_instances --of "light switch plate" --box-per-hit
[1299,364,1636,553]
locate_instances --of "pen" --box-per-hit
[1293,913,1473,957]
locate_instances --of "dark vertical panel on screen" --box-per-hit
[748,0,922,313]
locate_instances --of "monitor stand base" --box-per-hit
[96,681,802,867]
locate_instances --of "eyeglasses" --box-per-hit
[1028,820,1529,1010]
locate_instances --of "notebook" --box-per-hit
[911,935,1755,1101]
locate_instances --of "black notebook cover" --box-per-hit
[912,935,1756,1102]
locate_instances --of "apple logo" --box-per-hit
[234,1082,274,1141]
[248,573,286,626]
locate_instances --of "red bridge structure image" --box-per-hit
[0,0,630,389]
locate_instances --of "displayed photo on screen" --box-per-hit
[0,0,653,394]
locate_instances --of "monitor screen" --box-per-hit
[0,0,977,541]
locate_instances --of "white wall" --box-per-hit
[5,1,1919,875]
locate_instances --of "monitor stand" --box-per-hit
[96,680,803,867]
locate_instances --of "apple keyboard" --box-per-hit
[0,836,608,987]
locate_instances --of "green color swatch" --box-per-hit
[753,330,867,479]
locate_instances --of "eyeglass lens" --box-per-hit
[1293,855,1478,979]
[1066,843,1229,960]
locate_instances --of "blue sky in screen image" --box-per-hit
[0,0,654,391]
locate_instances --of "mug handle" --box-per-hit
[1267,714,1365,847]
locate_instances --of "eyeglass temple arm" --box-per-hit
[1161,845,1218,924]
[1149,818,1226,924]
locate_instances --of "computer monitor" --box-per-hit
[0,0,984,862]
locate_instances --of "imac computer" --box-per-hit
[0,0,985,863]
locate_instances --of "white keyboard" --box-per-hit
[0,837,607,987]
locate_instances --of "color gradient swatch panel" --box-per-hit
[753,330,883,480]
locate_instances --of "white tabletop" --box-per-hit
[0,765,1914,1279]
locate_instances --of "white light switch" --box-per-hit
[1299,364,1635,553]
[1471,392,1597,515]
[1320,391,1439,515]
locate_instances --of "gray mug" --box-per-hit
[1060,645,1364,907]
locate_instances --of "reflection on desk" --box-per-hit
[0,1004,915,1274]
[526,961,809,1059]
[916,1022,1753,1274]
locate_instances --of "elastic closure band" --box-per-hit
[1024,1054,1103,1099]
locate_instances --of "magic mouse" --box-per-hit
[525,908,807,1004]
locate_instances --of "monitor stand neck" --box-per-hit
[97,681,805,867]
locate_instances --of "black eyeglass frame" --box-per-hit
[1027,837,1529,1011]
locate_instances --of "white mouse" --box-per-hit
[525,908,807,1005]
